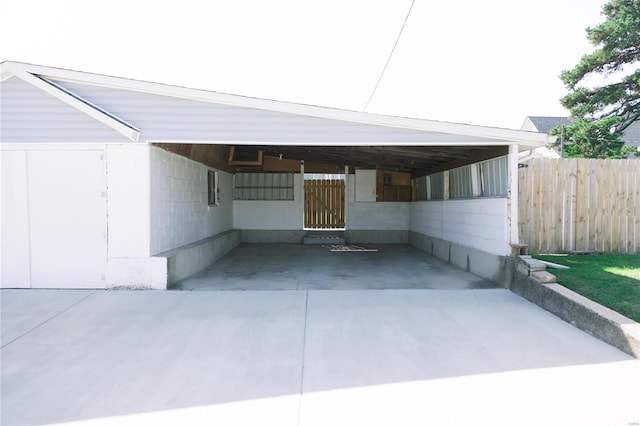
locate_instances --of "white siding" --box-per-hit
[50,79,487,145]
[623,121,640,148]
[410,198,508,256]
[150,147,233,253]
[0,76,128,142]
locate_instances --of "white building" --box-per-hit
[1,62,550,289]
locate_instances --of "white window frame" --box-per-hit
[207,169,219,206]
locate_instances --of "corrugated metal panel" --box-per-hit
[480,156,507,197]
[50,79,491,145]
[429,172,444,200]
[449,166,474,199]
[0,77,129,142]
[415,176,428,201]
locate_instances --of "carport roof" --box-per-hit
[1,61,552,174]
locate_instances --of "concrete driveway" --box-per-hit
[2,288,639,425]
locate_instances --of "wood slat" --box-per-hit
[519,158,640,254]
[304,179,345,229]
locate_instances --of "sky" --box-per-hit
[0,0,609,130]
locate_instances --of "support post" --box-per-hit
[343,165,349,230]
[507,144,520,253]
[300,160,305,228]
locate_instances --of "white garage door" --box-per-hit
[27,150,107,288]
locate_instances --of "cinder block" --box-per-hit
[433,240,451,262]
[449,243,469,270]
[531,270,556,284]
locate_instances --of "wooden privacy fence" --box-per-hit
[304,179,345,229]
[519,158,640,254]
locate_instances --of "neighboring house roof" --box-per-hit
[521,116,572,134]
[1,61,552,174]
[622,120,640,147]
[521,115,639,151]
[519,116,567,161]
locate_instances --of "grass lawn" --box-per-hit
[535,254,640,323]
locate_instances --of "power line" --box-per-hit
[362,0,416,112]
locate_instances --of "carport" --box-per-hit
[1,61,552,290]
[3,63,639,425]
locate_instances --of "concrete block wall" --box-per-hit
[409,232,507,285]
[233,174,303,231]
[153,230,242,287]
[150,146,233,254]
[410,198,509,256]
[346,176,410,230]
[347,201,410,230]
[345,230,408,244]
[234,174,412,243]
[241,230,307,243]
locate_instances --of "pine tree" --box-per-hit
[556,0,639,158]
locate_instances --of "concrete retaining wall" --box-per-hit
[240,229,409,244]
[510,258,640,359]
[153,230,242,288]
[345,230,408,244]
[409,231,508,285]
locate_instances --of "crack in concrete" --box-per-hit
[0,290,97,350]
[297,290,309,425]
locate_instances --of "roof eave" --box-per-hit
[1,61,549,147]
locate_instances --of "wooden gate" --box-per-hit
[304,179,345,229]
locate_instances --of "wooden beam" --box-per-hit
[413,146,509,177]
[228,146,264,166]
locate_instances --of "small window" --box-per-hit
[207,170,217,205]
[234,172,294,200]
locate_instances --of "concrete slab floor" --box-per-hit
[2,289,639,425]
[174,244,499,290]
